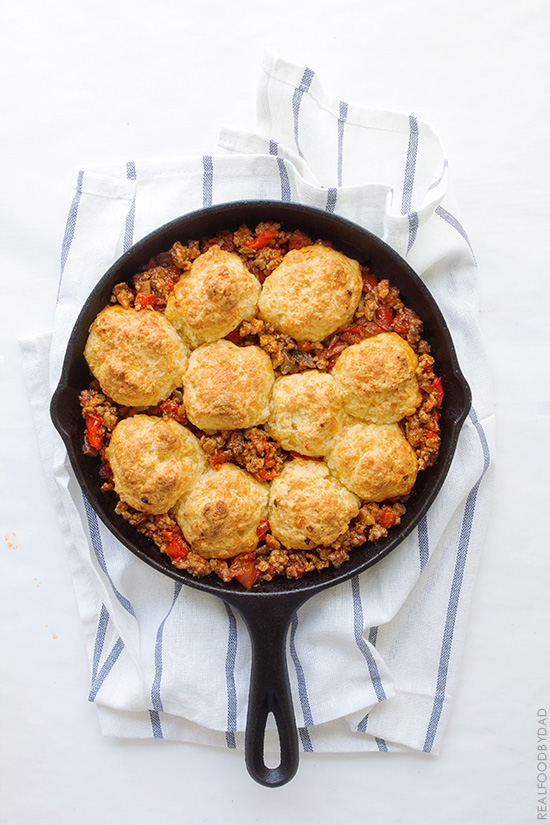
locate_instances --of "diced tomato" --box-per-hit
[244,228,278,250]
[379,509,397,529]
[287,229,312,250]
[256,520,270,540]
[258,467,279,480]
[292,564,307,579]
[325,334,348,364]
[159,398,185,423]
[362,271,379,292]
[342,320,368,336]
[339,320,368,345]
[162,529,189,562]
[391,314,409,336]
[159,399,179,414]
[374,306,394,331]
[432,376,444,408]
[225,328,243,344]
[229,553,260,589]
[134,293,157,310]
[208,450,228,470]
[85,414,104,450]
[430,410,441,432]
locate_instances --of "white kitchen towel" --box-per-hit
[19,51,494,754]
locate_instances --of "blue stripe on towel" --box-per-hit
[202,155,213,207]
[277,157,292,201]
[88,636,125,702]
[351,576,387,704]
[149,710,163,738]
[337,101,348,187]
[402,115,418,214]
[123,161,136,252]
[353,585,388,742]
[151,582,182,716]
[91,603,110,683]
[292,67,315,157]
[325,188,337,213]
[418,515,430,572]
[356,625,388,749]
[57,169,84,299]
[290,613,314,751]
[224,602,238,749]
[82,494,136,617]
[402,115,419,252]
[435,205,476,261]
[407,211,419,253]
[428,159,448,191]
[423,407,491,751]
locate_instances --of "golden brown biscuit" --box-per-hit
[106,415,207,514]
[183,340,275,432]
[267,458,360,550]
[165,245,260,348]
[266,370,346,457]
[331,332,422,423]
[258,244,363,341]
[84,305,189,407]
[326,422,418,501]
[174,463,269,559]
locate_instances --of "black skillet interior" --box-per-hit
[50,200,472,786]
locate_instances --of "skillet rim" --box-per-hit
[50,199,472,602]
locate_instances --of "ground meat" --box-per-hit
[111,282,135,308]
[80,221,444,587]
[199,427,286,481]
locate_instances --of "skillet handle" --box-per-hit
[234,597,306,788]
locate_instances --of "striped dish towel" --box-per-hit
[20,51,494,754]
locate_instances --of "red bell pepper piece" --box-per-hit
[134,293,157,310]
[162,529,189,562]
[379,509,397,529]
[256,520,270,540]
[258,467,279,480]
[85,414,104,450]
[432,376,444,408]
[362,271,379,292]
[374,306,394,331]
[229,553,260,589]
[244,228,278,250]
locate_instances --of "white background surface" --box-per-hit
[1,1,549,823]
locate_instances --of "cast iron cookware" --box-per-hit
[50,201,471,787]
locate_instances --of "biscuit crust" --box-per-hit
[331,332,422,423]
[165,245,260,348]
[84,306,189,407]
[326,422,418,501]
[267,458,360,550]
[106,415,207,514]
[183,340,275,432]
[174,463,269,559]
[266,370,346,456]
[258,244,363,341]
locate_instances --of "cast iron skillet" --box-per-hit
[50,201,471,787]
